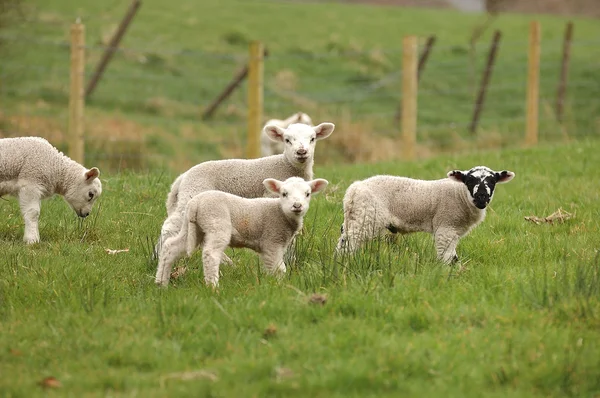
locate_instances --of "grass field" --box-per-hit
[1,0,599,170]
[1,138,599,396]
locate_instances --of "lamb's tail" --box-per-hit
[166,174,183,216]
[336,182,382,254]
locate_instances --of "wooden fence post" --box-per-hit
[246,41,264,159]
[394,35,435,127]
[556,21,573,123]
[525,21,540,146]
[401,35,418,161]
[69,20,85,164]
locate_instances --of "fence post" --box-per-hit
[401,35,418,160]
[525,21,540,146]
[556,21,573,123]
[69,20,85,164]
[246,41,264,159]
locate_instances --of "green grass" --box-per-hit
[1,140,600,396]
[1,0,599,170]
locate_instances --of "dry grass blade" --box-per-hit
[39,376,61,389]
[105,248,130,255]
[160,370,218,387]
[170,265,188,280]
[524,208,574,225]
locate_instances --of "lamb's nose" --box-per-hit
[80,211,89,218]
[292,203,302,211]
[297,148,307,155]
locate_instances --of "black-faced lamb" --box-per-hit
[336,166,515,263]
[155,177,328,287]
[261,112,313,157]
[0,137,102,244]
[156,122,334,259]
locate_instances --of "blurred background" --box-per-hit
[0,0,598,171]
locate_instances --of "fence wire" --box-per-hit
[1,25,599,171]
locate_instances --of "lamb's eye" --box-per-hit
[88,192,94,201]
[282,192,288,198]
[310,137,315,143]
[306,192,310,197]
[285,139,291,144]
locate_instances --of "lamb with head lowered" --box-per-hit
[155,122,334,259]
[155,177,328,287]
[0,137,102,244]
[336,166,515,263]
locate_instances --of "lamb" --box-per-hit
[156,122,334,258]
[261,112,313,157]
[0,137,102,244]
[336,166,515,263]
[155,177,328,287]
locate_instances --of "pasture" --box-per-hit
[1,139,599,396]
[1,0,599,169]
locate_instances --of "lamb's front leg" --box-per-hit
[434,227,460,264]
[260,247,287,277]
[18,187,42,244]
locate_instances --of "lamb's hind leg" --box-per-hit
[434,227,460,264]
[155,231,187,286]
[18,187,42,244]
[201,230,230,287]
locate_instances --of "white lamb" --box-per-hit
[156,122,334,258]
[336,166,515,263]
[261,112,313,157]
[0,137,102,244]
[155,177,328,287]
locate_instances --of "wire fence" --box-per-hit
[1,15,599,171]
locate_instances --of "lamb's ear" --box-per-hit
[313,123,335,140]
[309,179,329,194]
[85,167,100,181]
[264,125,286,143]
[447,170,465,183]
[263,178,282,194]
[496,170,515,184]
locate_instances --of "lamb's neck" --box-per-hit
[279,208,303,236]
[55,155,85,195]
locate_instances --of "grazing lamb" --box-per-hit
[261,112,313,157]
[155,177,328,287]
[156,122,334,258]
[0,137,102,244]
[336,166,515,263]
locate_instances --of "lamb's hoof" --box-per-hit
[24,238,40,245]
[155,280,169,288]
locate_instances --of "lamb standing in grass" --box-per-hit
[156,122,334,257]
[0,137,102,244]
[261,112,313,157]
[155,177,328,287]
[336,166,515,263]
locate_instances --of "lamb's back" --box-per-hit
[0,137,63,184]
[178,155,298,203]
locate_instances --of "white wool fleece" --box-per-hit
[0,137,102,244]
[155,177,328,287]
[156,122,334,258]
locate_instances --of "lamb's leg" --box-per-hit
[260,247,287,277]
[154,211,185,259]
[201,232,229,287]
[155,232,187,286]
[434,228,460,264]
[18,187,42,244]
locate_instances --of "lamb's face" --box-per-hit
[64,167,103,218]
[448,166,515,210]
[263,177,329,218]
[263,122,335,165]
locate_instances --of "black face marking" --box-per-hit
[386,224,400,234]
[462,167,498,209]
